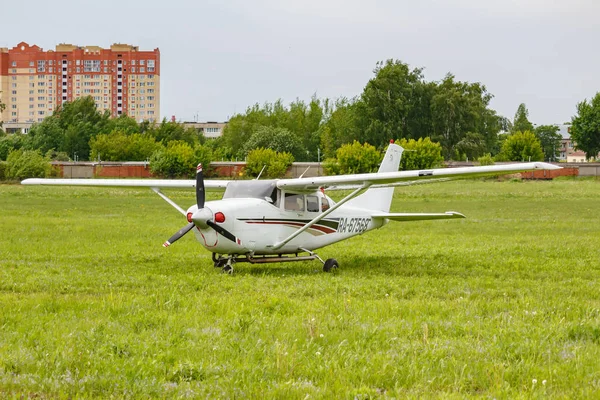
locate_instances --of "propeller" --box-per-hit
[162,163,240,247]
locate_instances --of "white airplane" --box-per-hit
[22,144,560,273]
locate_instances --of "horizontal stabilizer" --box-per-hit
[372,211,465,222]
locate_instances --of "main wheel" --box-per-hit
[323,258,339,272]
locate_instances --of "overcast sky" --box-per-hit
[3,0,599,125]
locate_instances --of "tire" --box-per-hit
[323,258,339,272]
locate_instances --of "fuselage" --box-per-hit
[188,192,386,255]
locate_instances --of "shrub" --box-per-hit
[150,141,196,178]
[397,137,444,170]
[477,153,495,166]
[325,141,381,175]
[5,149,51,180]
[246,148,294,178]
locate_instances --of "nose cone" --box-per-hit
[192,207,213,229]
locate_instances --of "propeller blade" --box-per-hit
[206,220,239,244]
[163,222,195,247]
[196,163,205,209]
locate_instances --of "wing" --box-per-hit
[21,178,229,190]
[277,162,561,192]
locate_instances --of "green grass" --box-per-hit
[1,179,600,398]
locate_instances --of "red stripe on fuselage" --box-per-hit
[243,220,336,234]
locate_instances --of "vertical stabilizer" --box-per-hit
[346,143,403,212]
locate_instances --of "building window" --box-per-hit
[11,61,16,67]
[37,60,46,71]
[84,60,101,72]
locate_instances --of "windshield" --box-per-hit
[222,180,277,201]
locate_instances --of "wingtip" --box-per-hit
[534,162,562,170]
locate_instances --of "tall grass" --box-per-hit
[1,179,599,398]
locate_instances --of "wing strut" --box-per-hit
[270,184,370,250]
[151,187,187,216]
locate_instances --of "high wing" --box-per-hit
[277,162,561,192]
[21,178,229,190]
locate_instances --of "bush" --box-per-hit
[477,153,495,166]
[150,141,213,179]
[246,148,294,178]
[325,141,381,175]
[5,149,51,180]
[150,141,196,178]
[397,137,444,170]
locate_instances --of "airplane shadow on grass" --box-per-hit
[236,252,482,278]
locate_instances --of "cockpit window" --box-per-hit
[321,197,330,212]
[223,180,277,201]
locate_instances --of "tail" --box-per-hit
[347,143,403,212]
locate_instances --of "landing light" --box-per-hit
[187,212,193,223]
[214,212,226,223]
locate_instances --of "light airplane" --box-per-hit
[22,144,560,273]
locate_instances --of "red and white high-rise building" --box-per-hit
[0,42,160,126]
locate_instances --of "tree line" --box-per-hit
[2,58,600,180]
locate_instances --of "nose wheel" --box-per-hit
[213,254,235,274]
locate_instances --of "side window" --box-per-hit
[321,197,330,212]
[284,193,305,212]
[306,196,319,212]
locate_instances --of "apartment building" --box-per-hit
[0,42,160,126]
[182,121,227,139]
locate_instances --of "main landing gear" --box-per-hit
[211,251,340,273]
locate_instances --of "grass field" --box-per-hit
[1,178,600,398]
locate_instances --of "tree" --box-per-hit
[360,59,426,146]
[512,103,534,133]
[90,130,163,161]
[0,134,25,161]
[0,93,5,131]
[534,125,561,161]
[318,98,363,159]
[496,131,544,162]
[146,119,198,147]
[430,74,499,159]
[25,96,110,160]
[242,126,305,160]
[571,92,600,160]
[397,137,444,170]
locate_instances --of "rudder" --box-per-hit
[346,143,403,212]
